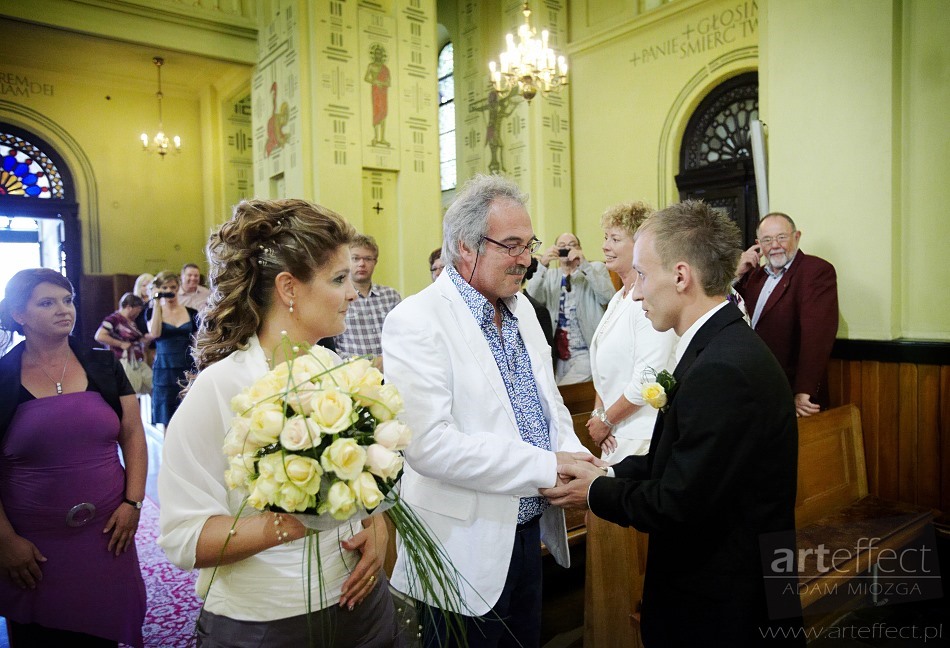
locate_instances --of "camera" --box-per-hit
[154,291,176,299]
[558,248,570,258]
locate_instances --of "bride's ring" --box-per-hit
[368,575,376,584]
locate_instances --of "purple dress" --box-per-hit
[0,391,146,646]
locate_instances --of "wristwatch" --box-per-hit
[590,407,615,428]
[123,498,143,510]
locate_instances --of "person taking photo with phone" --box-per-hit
[146,271,199,429]
[527,232,614,384]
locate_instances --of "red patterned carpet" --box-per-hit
[137,497,201,647]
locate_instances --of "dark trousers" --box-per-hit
[420,517,542,648]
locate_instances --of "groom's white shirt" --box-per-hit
[382,269,587,615]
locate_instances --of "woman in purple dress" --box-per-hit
[0,268,148,647]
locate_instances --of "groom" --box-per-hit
[544,201,803,646]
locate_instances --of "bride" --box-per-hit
[158,199,404,646]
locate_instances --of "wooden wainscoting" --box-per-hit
[826,355,950,513]
[79,273,138,345]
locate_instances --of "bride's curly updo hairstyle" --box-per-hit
[194,198,355,371]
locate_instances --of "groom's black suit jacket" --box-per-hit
[589,303,803,647]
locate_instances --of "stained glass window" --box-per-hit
[438,42,456,192]
[0,132,65,199]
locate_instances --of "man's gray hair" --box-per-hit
[441,174,528,267]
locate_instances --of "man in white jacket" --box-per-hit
[382,174,595,647]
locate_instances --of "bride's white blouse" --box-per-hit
[158,335,360,621]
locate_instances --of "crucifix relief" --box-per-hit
[470,87,519,174]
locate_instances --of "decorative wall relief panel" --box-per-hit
[315,0,360,173]
[225,92,253,206]
[458,0,486,179]
[360,5,400,170]
[253,0,302,197]
[397,0,437,176]
[361,169,399,283]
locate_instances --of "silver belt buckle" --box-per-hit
[66,502,96,527]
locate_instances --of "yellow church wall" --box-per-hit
[1,56,202,275]
[0,16,253,279]
[900,0,950,340]
[762,0,949,341]
[568,0,758,261]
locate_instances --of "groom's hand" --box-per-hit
[541,461,605,509]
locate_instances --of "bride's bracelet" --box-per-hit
[273,513,291,545]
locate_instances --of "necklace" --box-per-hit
[34,353,70,395]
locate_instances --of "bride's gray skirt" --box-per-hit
[194,569,408,647]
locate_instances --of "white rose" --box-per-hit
[365,384,404,422]
[279,416,322,451]
[248,403,285,446]
[272,353,325,387]
[275,482,312,513]
[364,443,404,481]
[323,481,357,520]
[309,390,357,434]
[245,373,284,406]
[257,452,289,483]
[350,472,385,510]
[328,359,383,396]
[247,473,280,509]
[224,454,255,490]
[223,417,255,457]
[308,345,340,373]
[373,420,413,452]
[320,438,367,481]
[285,387,318,416]
[283,454,323,495]
[230,390,255,416]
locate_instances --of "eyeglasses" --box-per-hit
[351,255,378,263]
[482,236,542,257]
[758,233,793,246]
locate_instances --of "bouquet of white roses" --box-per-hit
[223,340,410,526]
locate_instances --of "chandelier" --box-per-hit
[140,57,181,159]
[488,2,568,102]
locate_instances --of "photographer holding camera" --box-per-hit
[146,270,199,429]
[527,232,614,385]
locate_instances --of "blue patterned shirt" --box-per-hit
[447,266,551,523]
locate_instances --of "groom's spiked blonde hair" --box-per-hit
[636,200,741,298]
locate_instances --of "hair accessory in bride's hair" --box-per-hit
[257,244,281,268]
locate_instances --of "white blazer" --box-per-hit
[381,270,588,616]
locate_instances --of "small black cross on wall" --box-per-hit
[372,202,384,214]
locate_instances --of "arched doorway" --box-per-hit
[675,72,759,247]
[0,123,82,330]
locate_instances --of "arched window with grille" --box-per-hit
[0,124,80,313]
[438,42,456,192]
[675,72,760,246]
